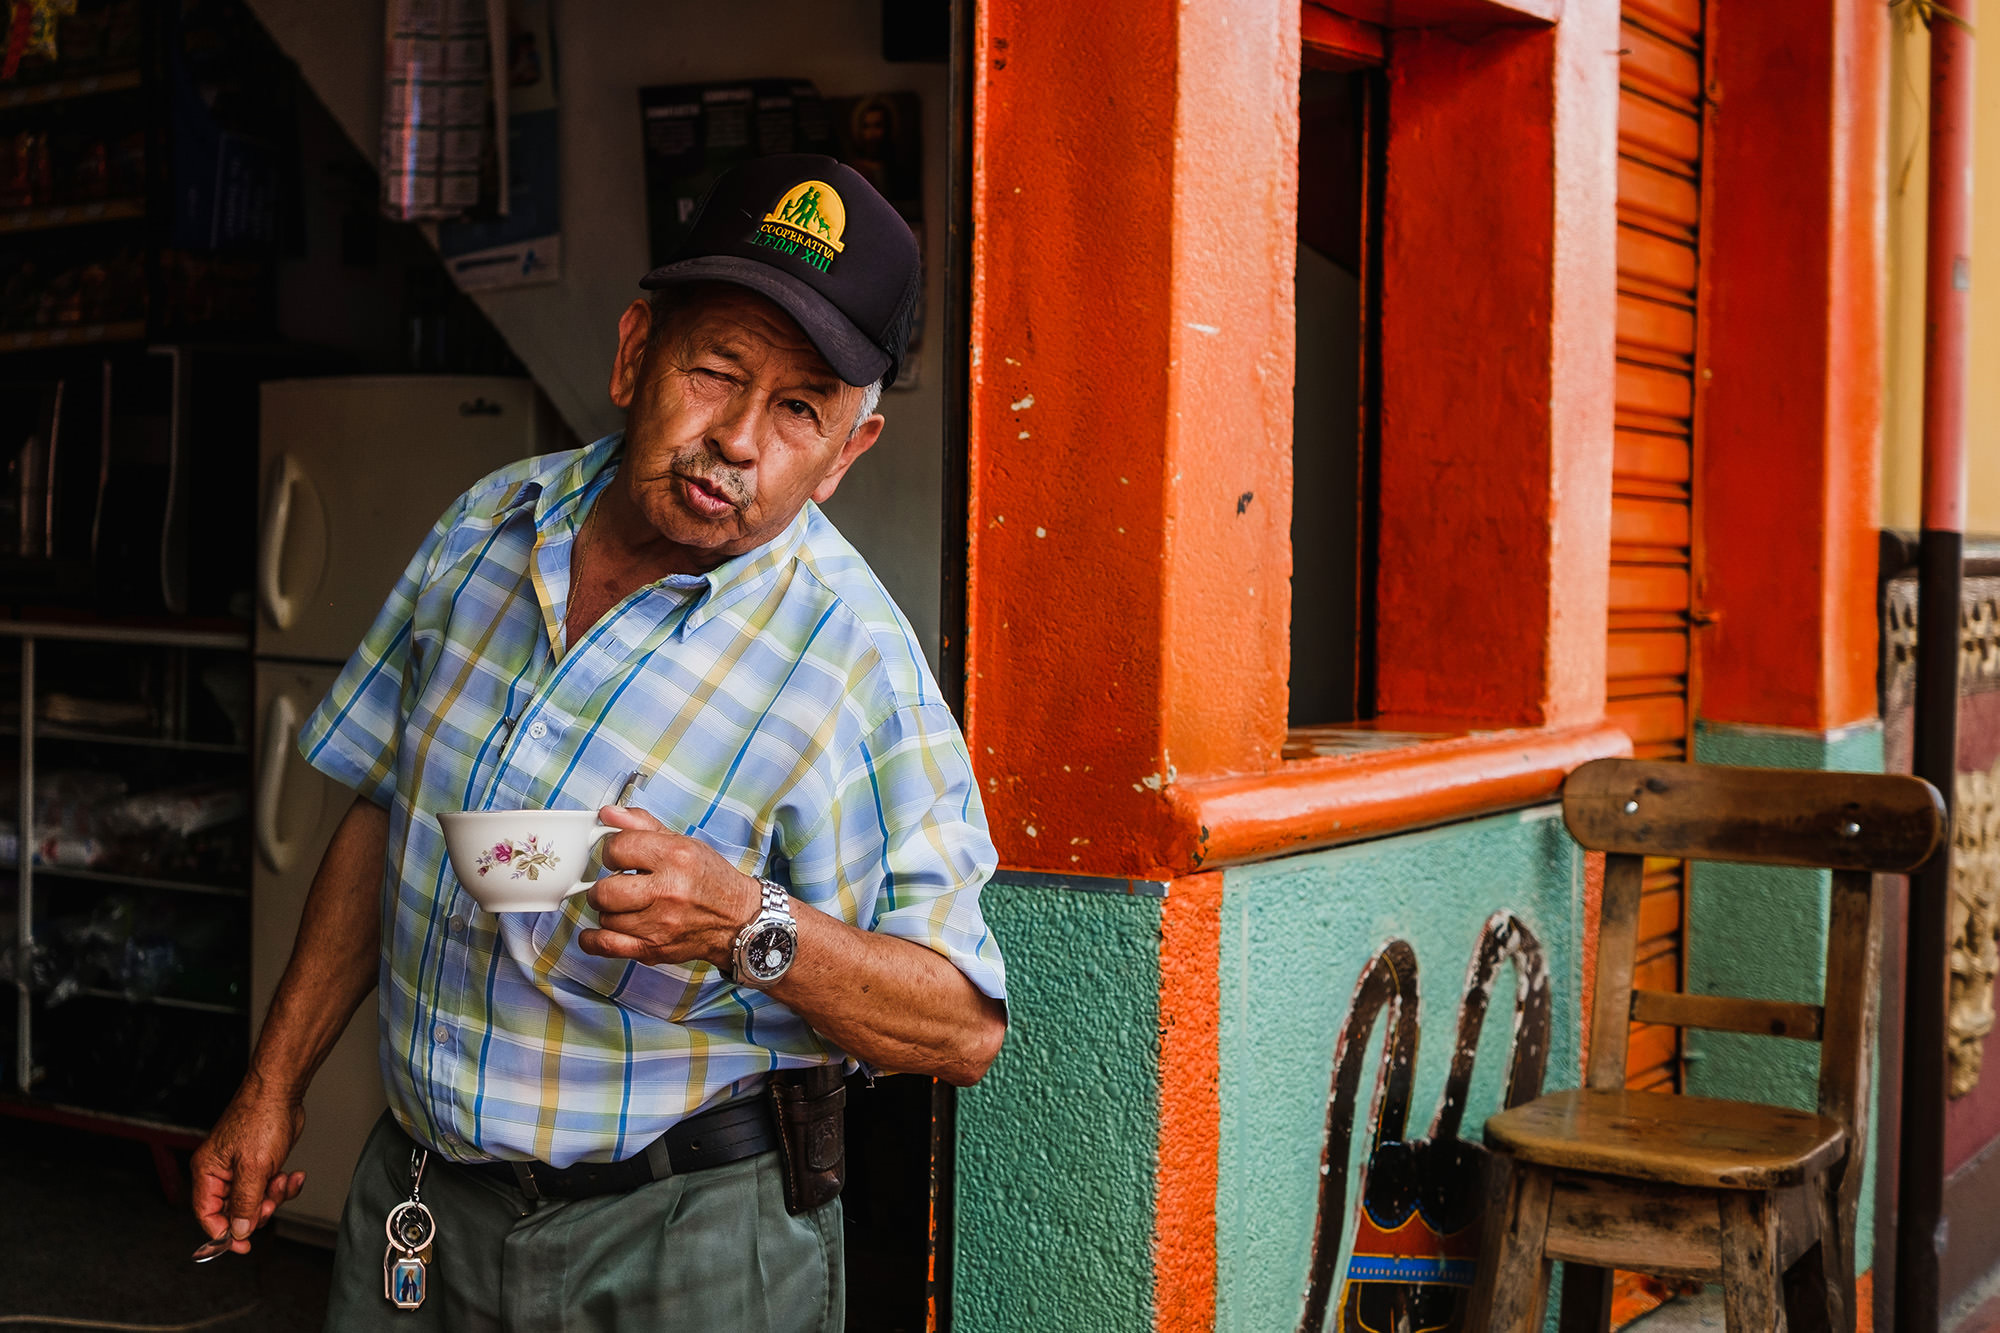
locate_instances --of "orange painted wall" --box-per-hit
[965,0,1297,876]
[1156,0,1300,786]
[1157,872,1223,1330]
[1373,12,1621,729]
[1694,0,1887,731]
[966,0,1626,877]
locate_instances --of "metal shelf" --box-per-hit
[0,68,143,109]
[0,619,250,651]
[13,724,248,755]
[75,986,244,1016]
[10,624,256,1095]
[0,320,147,353]
[0,197,146,236]
[31,865,248,899]
[0,1091,206,1145]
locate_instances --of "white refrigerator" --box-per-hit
[251,376,567,1240]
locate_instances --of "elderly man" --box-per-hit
[190,155,1007,1330]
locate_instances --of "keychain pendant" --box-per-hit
[384,1244,429,1309]
[383,1148,436,1310]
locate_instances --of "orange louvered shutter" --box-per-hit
[1607,0,1707,1320]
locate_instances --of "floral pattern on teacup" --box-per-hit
[474,835,560,881]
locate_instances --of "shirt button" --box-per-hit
[527,719,548,740]
[433,1024,451,1045]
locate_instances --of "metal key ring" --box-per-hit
[386,1199,437,1254]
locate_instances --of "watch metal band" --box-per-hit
[730,878,797,986]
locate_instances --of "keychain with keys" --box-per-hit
[383,1148,437,1310]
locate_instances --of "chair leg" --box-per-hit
[1465,1158,1556,1333]
[1810,1176,1854,1333]
[1782,1237,1831,1333]
[1558,1263,1615,1333]
[1719,1192,1785,1332]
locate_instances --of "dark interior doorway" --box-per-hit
[1289,66,1383,729]
[843,0,974,1322]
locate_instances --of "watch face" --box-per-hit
[745,923,795,980]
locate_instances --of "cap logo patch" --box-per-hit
[752,180,847,273]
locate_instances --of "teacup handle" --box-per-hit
[564,823,620,899]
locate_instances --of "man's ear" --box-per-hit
[811,414,885,505]
[609,299,654,409]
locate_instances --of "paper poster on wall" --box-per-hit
[381,0,493,221]
[639,79,835,267]
[436,0,560,291]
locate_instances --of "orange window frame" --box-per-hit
[966,0,1629,880]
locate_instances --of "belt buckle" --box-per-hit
[510,1161,544,1202]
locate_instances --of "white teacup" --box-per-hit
[437,809,618,913]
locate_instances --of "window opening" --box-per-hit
[1289,65,1382,729]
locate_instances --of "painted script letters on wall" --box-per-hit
[1299,913,1551,1333]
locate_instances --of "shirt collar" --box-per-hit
[506,431,621,529]
[513,431,813,635]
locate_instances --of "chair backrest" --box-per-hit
[1561,758,1944,1144]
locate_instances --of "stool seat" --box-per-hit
[1484,1088,1846,1190]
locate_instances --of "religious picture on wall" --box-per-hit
[830,92,923,388]
[834,94,920,210]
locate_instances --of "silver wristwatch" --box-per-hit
[729,879,798,987]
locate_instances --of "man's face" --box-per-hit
[607,286,882,567]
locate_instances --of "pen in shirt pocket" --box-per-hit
[589,771,648,879]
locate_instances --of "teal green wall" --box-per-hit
[1689,719,1885,1272]
[955,882,1164,1333]
[954,733,1889,1327]
[1215,808,1586,1333]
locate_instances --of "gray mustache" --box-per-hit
[669,446,753,509]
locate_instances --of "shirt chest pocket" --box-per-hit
[624,784,776,880]
[518,795,777,1011]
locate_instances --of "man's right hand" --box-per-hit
[192,795,386,1253]
[191,1083,308,1254]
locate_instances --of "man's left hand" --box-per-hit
[577,805,760,969]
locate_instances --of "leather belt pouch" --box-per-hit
[769,1065,847,1215]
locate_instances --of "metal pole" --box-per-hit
[15,635,32,1094]
[936,0,975,724]
[1897,3,1976,1328]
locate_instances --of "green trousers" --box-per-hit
[324,1112,844,1332]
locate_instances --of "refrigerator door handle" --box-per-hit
[259,453,306,630]
[257,692,301,874]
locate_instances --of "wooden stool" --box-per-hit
[1463,758,1944,1333]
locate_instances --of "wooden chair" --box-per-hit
[1463,758,1944,1333]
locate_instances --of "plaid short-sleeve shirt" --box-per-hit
[300,433,1005,1168]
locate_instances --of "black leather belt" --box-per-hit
[459,1094,778,1201]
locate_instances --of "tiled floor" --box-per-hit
[0,1117,331,1331]
[1958,1287,2000,1333]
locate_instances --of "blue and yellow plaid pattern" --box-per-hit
[301,434,1005,1168]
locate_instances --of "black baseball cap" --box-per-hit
[639,154,920,389]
